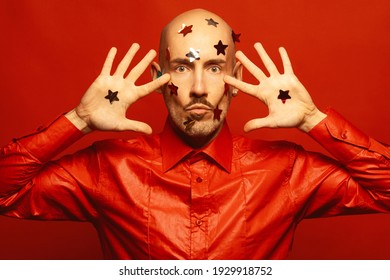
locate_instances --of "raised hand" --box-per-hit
[224,43,326,133]
[67,43,170,134]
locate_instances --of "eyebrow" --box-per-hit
[169,58,227,66]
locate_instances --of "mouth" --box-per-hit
[184,104,213,116]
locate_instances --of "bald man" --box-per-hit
[1,9,390,260]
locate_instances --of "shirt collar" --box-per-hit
[160,119,233,173]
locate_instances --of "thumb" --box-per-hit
[243,117,276,132]
[116,118,153,134]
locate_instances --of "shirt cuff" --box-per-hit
[16,115,84,162]
[308,109,390,162]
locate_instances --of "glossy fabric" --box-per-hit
[1,109,390,259]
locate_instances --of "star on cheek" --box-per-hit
[205,18,219,27]
[186,48,200,62]
[213,105,223,121]
[231,30,241,43]
[178,24,193,37]
[277,89,291,104]
[104,90,119,104]
[214,40,228,55]
[168,83,178,96]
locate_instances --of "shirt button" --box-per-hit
[196,177,203,183]
[341,130,348,139]
[196,220,203,226]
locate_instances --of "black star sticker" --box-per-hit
[105,90,119,104]
[205,18,219,27]
[277,89,291,104]
[214,40,228,55]
[213,105,223,121]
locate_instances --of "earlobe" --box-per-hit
[232,61,243,96]
[151,62,164,94]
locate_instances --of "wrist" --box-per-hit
[299,109,327,133]
[65,109,93,134]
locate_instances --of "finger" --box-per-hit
[236,51,267,81]
[254,42,279,76]
[244,117,277,132]
[279,47,294,75]
[117,118,153,134]
[224,75,258,96]
[137,73,171,98]
[114,43,140,77]
[100,47,117,75]
[126,49,157,82]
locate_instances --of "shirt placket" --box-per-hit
[188,155,209,259]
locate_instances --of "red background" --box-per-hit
[1,0,390,259]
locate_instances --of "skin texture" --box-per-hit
[65,8,326,147]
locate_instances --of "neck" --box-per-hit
[169,118,223,149]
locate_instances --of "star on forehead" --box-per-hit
[213,105,223,121]
[178,24,193,36]
[232,30,241,43]
[168,83,178,96]
[214,40,228,55]
[186,48,200,62]
[277,89,291,103]
[205,18,219,27]
[104,90,119,104]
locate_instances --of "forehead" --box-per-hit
[164,16,234,62]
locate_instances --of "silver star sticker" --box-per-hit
[186,48,200,62]
[205,18,219,27]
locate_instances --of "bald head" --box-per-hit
[159,9,236,70]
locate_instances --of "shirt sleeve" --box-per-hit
[291,109,390,219]
[0,115,99,221]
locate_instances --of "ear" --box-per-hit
[231,61,243,97]
[151,61,164,94]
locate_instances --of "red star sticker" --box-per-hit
[224,83,230,96]
[213,105,223,121]
[232,30,241,43]
[168,83,178,96]
[214,40,228,55]
[178,24,193,37]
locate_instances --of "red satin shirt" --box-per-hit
[1,109,390,259]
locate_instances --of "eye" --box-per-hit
[175,66,187,73]
[209,66,221,73]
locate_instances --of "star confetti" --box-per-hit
[186,48,200,62]
[168,83,178,95]
[105,90,119,104]
[205,18,219,27]
[214,40,228,55]
[213,105,223,121]
[178,24,193,37]
[277,89,291,104]
[183,117,196,130]
[232,30,241,43]
[224,83,230,96]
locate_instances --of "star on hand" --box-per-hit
[277,89,291,104]
[214,40,228,55]
[178,24,193,36]
[105,90,119,104]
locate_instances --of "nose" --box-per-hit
[190,70,207,98]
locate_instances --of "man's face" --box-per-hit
[159,11,237,140]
